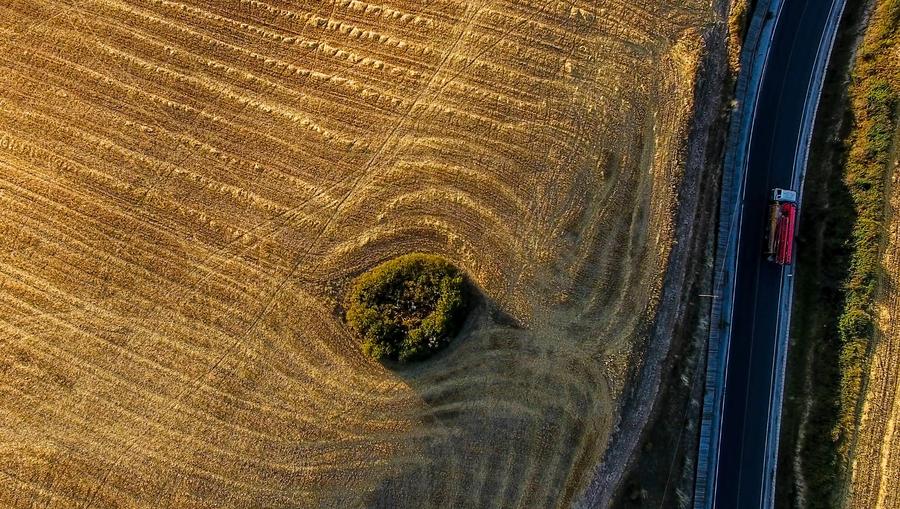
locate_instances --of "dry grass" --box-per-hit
[726,0,749,73]
[0,0,713,507]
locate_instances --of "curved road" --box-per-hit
[712,0,842,507]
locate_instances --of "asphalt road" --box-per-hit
[713,0,834,507]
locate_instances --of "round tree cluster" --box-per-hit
[345,254,469,363]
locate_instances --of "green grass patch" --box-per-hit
[345,253,470,363]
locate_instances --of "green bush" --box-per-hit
[345,254,469,363]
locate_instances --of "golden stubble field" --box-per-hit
[850,154,900,509]
[0,0,714,507]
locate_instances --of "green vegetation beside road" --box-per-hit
[345,253,469,363]
[835,0,899,460]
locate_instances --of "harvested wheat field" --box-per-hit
[849,149,900,509]
[0,0,717,507]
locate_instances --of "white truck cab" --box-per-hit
[771,188,798,203]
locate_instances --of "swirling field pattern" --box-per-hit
[0,0,713,507]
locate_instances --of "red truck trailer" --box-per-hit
[765,188,797,265]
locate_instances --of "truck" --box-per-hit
[765,188,797,265]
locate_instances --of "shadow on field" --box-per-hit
[359,279,594,509]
